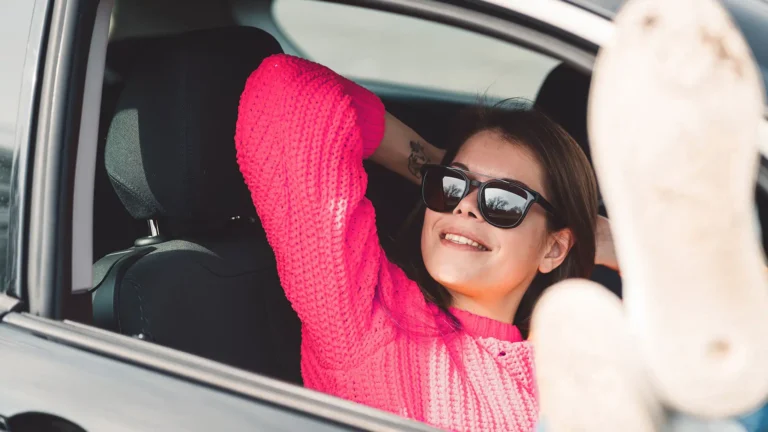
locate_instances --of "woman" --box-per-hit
[235,54,605,432]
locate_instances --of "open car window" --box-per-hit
[272,0,560,101]
[88,0,596,391]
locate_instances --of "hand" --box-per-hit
[595,215,619,272]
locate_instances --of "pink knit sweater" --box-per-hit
[235,54,538,431]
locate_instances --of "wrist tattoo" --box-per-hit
[408,141,429,178]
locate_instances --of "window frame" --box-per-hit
[4,0,667,429]
[26,0,99,319]
[31,0,605,321]
[271,0,565,103]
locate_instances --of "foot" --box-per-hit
[533,280,661,431]
[588,0,768,417]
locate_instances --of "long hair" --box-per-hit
[391,99,598,338]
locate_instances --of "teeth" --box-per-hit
[444,233,487,251]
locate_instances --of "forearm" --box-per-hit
[369,112,446,184]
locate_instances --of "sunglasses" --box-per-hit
[420,164,558,229]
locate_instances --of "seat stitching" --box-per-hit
[107,172,167,215]
[124,277,152,339]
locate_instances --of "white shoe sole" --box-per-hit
[533,280,661,431]
[588,0,768,417]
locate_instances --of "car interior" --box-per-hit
[88,0,736,386]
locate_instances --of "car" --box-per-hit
[0,0,766,430]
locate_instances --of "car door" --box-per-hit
[0,0,612,429]
[7,0,765,430]
[0,0,442,430]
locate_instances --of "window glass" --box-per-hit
[272,0,559,101]
[0,0,38,290]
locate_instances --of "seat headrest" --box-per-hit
[534,63,592,161]
[105,27,283,223]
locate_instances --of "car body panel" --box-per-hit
[560,0,768,93]
[0,318,352,431]
[2,312,441,431]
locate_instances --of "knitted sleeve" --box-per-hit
[235,54,388,367]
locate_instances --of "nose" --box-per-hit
[453,189,483,221]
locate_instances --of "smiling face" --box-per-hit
[420,129,572,320]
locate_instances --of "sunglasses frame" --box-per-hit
[420,164,558,229]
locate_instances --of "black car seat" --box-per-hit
[535,63,592,163]
[535,63,623,297]
[90,27,302,384]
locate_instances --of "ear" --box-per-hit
[539,228,575,274]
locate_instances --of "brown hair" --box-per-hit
[393,99,598,337]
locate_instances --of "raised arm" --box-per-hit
[369,112,446,184]
[235,55,388,367]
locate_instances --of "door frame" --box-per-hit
[9,0,628,428]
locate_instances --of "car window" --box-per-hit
[0,0,37,292]
[272,0,560,101]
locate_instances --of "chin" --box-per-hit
[426,260,481,292]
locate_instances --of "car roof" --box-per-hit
[563,0,767,19]
[563,0,768,94]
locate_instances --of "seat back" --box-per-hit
[535,63,592,161]
[91,27,301,383]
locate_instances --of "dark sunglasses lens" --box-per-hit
[423,167,467,212]
[482,183,529,226]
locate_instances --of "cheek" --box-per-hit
[420,211,478,285]
[457,225,549,294]
[494,225,549,270]
[420,210,438,262]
